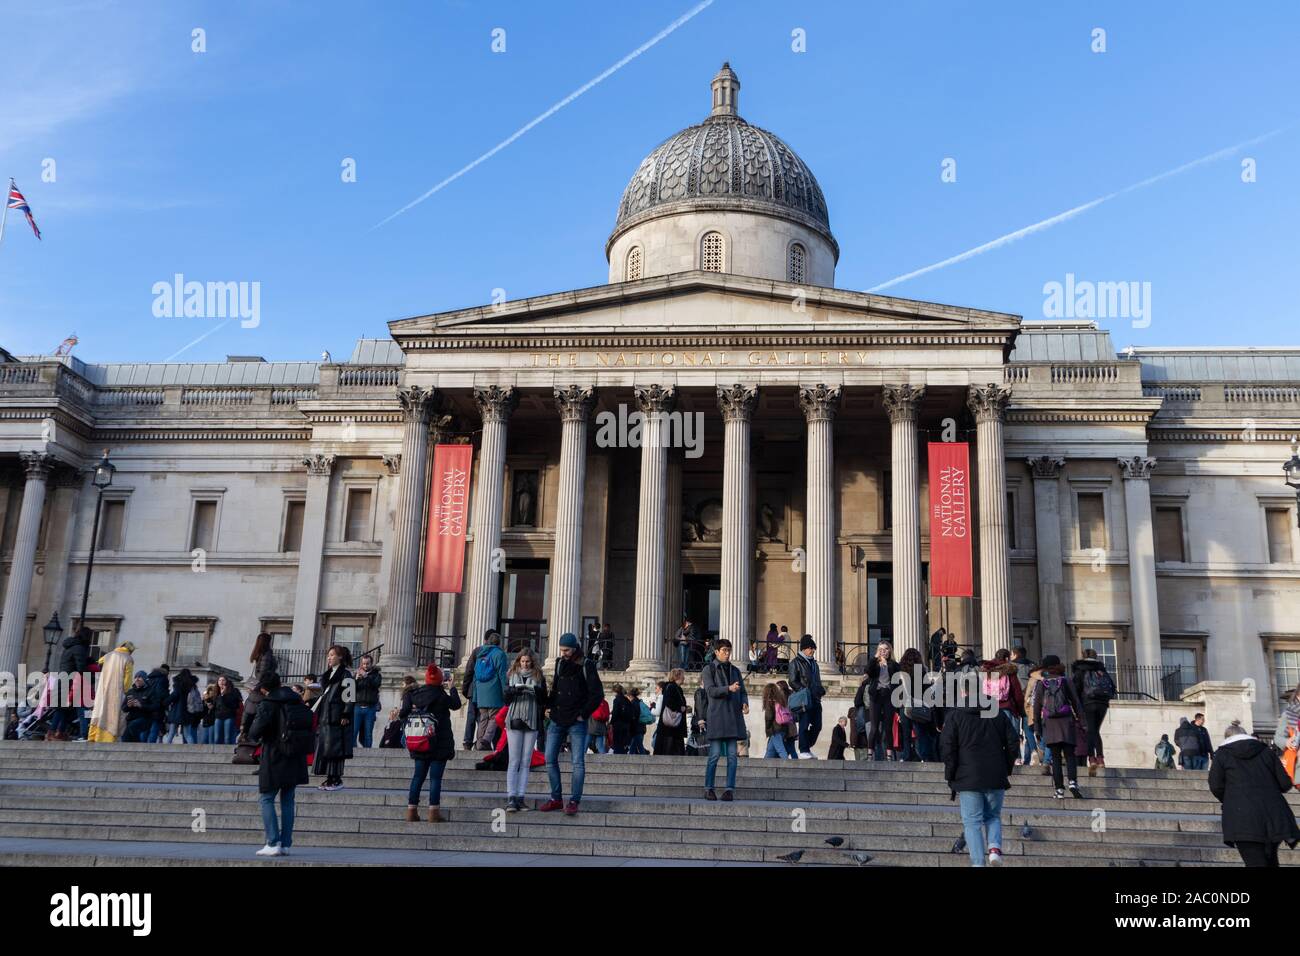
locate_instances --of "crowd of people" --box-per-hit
[6,621,1300,867]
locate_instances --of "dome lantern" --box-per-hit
[709,61,741,119]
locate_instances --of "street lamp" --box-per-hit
[1285,444,1300,528]
[77,449,115,632]
[42,612,63,672]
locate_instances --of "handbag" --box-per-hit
[232,739,259,765]
[662,706,683,728]
[787,688,811,713]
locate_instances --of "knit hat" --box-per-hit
[800,634,816,650]
[559,632,580,650]
[425,664,443,686]
[134,670,147,680]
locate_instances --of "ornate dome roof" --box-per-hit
[610,64,834,247]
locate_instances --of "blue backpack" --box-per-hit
[474,647,501,683]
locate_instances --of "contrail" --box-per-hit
[372,0,716,231]
[865,125,1293,293]
[164,319,230,362]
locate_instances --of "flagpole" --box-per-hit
[0,179,11,251]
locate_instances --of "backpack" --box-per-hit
[185,686,204,716]
[277,698,316,756]
[1082,667,1116,702]
[983,673,1011,704]
[1039,676,1073,719]
[474,647,501,684]
[404,706,439,754]
[777,703,794,726]
[637,700,655,725]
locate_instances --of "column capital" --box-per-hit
[717,384,758,423]
[302,453,336,477]
[396,385,439,425]
[1027,455,1065,479]
[473,385,518,424]
[553,384,595,423]
[634,383,675,415]
[882,384,926,423]
[967,383,1012,423]
[18,451,55,481]
[798,383,841,423]
[382,454,401,475]
[1118,455,1157,480]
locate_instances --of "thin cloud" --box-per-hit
[371,0,716,231]
[865,125,1294,294]
[164,320,231,362]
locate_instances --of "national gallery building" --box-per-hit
[2,66,1297,737]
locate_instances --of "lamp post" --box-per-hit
[1285,445,1300,528]
[42,612,63,672]
[77,450,115,632]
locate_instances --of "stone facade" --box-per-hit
[0,68,1295,755]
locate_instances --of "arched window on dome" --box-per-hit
[625,246,643,282]
[700,231,725,273]
[788,242,806,284]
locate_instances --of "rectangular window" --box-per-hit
[98,500,125,550]
[1079,637,1117,672]
[344,488,372,542]
[190,500,217,551]
[1006,491,1017,549]
[282,499,305,552]
[1274,649,1300,702]
[1077,493,1106,550]
[172,630,207,664]
[1161,645,1200,696]
[330,624,365,661]
[1267,508,1293,564]
[1154,506,1185,562]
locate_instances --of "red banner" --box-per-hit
[927,442,973,597]
[422,444,473,593]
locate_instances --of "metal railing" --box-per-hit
[273,643,383,683]
[1112,664,1183,702]
[413,635,459,669]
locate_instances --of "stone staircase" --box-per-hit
[0,741,1293,867]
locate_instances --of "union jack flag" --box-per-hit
[7,181,41,240]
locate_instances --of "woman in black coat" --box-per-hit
[249,673,310,855]
[1209,721,1300,866]
[653,670,689,756]
[51,627,92,740]
[312,645,354,790]
[864,643,901,760]
[1032,655,1084,798]
[609,685,637,755]
[398,664,462,822]
[164,668,200,744]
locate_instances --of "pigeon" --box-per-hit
[951,835,966,854]
[824,836,845,848]
[851,852,873,866]
[1021,823,1033,839]
[776,850,804,864]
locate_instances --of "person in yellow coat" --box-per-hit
[87,641,135,743]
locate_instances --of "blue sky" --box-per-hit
[1,0,1297,363]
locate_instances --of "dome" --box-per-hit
[608,64,836,256]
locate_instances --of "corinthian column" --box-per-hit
[463,386,517,664]
[1119,455,1162,671]
[800,384,840,670]
[380,386,439,666]
[547,385,594,658]
[631,384,675,669]
[883,384,925,656]
[0,453,55,683]
[1028,456,1067,659]
[718,384,758,654]
[968,383,1012,658]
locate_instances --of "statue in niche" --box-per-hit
[757,501,782,542]
[512,471,537,527]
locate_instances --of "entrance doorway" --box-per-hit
[496,558,549,657]
[681,573,720,667]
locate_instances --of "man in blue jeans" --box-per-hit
[351,654,382,748]
[248,672,311,857]
[788,635,825,757]
[940,685,1020,866]
[701,639,749,800]
[539,633,603,816]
